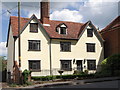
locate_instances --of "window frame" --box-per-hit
[60,27,67,35]
[30,23,38,33]
[87,60,96,70]
[87,29,93,37]
[60,42,71,52]
[60,60,72,71]
[86,43,95,52]
[28,40,41,51]
[28,60,41,72]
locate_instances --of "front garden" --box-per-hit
[8,54,120,87]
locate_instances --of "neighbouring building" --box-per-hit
[100,16,120,58]
[6,1,104,80]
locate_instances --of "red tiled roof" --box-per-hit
[101,16,120,33]
[10,16,85,39]
[10,16,30,36]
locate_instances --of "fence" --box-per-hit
[31,66,102,77]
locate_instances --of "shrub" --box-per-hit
[31,73,96,81]
[31,75,56,81]
[26,81,33,85]
[100,54,120,76]
[22,69,32,84]
[9,83,17,87]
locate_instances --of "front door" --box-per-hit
[76,60,83,71]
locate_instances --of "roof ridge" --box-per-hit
[101,16,120,32]
[50,20,84,24]
[10,16,85,24]
[10,16,30,20]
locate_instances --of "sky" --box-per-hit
[0,0,120,57]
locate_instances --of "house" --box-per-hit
[100,16,120,58]
[6,1,104,79]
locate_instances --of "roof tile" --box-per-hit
[10,16,85,39]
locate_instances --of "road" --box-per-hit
[2,80,119,90]
[39,80,120,88]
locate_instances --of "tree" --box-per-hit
[100,54,120,76]
[0,56,7,71]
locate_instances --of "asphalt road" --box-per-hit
[41,80,120,88]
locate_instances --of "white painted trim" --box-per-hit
[60,58,73,60]
[43,24,50,26]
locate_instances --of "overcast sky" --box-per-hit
[0,0,120,56]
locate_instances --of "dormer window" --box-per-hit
[60,27,66,34]
[56,23,67,35]
[30,23,38,33]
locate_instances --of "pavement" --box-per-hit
[2,76,120,89]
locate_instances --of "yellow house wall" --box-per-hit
[13,19,104,76]
[16,19,50,76]
[51,25,104,75]
[7,26,14,74]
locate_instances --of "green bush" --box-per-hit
[26,81,33,85]
[9,83,17,87]
[22,69,32,84]
[31,75,56,81]
[100,54,120,76]
[31,73,96,81]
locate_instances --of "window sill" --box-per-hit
[30,69,41,72]
[30,31,38,33]
[88,52,96,53]
[28,50,41,51]
[61,69,72,71]
[60,51,71,52]
[88,69,96,70]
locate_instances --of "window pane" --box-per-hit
[61,60,72,71]
[28,40,40,51]
[87,29,93,37]
[87,60,96,70]
[87,43,95,52]
[29,60,40,71]
[60,42,71,51]
[30,23,38,32]
[60,27,66,34]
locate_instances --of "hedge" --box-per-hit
[31,74,95,81]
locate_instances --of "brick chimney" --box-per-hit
[40,0,50,25]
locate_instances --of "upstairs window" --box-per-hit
[56,23,67,35]
[87,29,93,37]
[60,42,71,52]
[30,23,38,33]
[28,40,40,51]
[86,43,95,52]
[60,27,66,34]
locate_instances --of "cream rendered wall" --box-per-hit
[51,25,104,75]
[7,26,14,74]
[17,19,50,76]
[15,37,18,63]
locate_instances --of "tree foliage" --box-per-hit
[0,56,7,71]
[100,54,120,76]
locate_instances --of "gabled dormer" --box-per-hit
[56,23,67,35]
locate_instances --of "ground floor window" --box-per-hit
[87,60,96,70]
[60,60,72,71]
[28,60,40,72]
